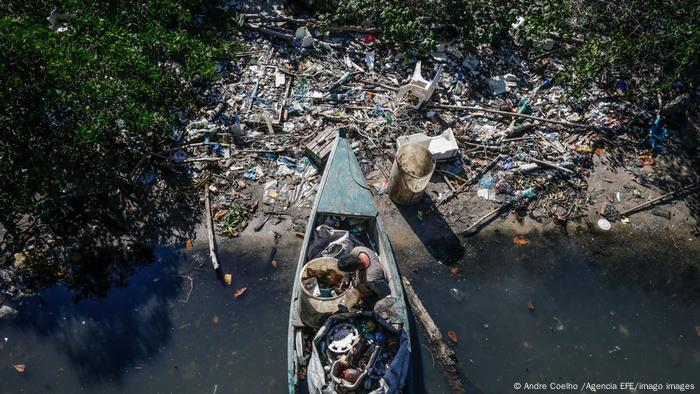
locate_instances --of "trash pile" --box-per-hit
[313,313,404,392]
[145,11,691,234]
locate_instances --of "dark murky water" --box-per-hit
[1,232,698,393]
[404,233,700,393]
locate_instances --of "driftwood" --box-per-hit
[402,278,465,393]
[619,182,699,217]
[243,22,339,49]
[243,22,294,42]
[242,14,382,34]
[427,103,587,129]
[203,185,222,278]
[464,204,509,234]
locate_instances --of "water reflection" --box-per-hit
[0,232,698,393]
[4,246,181,386]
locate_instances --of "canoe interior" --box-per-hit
[287,134,411,393]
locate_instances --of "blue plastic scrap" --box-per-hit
[138,170,156,185]
[374,101,386,117]
[243,168,259,180]
[211,144,227,156]
[296,156,316,173]
[646,115,669,153]
[520,187,537,198]
[479,175,496,189]
[277,156,297,169]
[616,81,628,94]
[170,149,187,163]
[502,156,514,170]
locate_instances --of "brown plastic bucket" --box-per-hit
[388,143,435,205]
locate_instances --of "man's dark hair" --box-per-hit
[337,254,362,272]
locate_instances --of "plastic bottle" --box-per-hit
[518,163,539,172]
[450,288,464,302]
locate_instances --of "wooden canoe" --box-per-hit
[287,131,412,393]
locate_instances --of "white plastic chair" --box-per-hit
[394,61,442,109]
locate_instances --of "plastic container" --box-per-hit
[299,257,351,328]
[395,129,459,161]
[388,143,435,206]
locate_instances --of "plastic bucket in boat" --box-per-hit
[388,143,435,205]
[299,257,351,328]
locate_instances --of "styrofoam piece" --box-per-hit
[295,27,314,48]
[488,73,517,95]
[396,128,459,161]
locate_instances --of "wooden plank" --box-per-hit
[306,127,336,151]
[305,128,338,165]
[317,133,338,162]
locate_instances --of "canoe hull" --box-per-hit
[287,133,412,393]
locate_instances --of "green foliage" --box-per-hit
[521,0,700,95]
[318,0,518,53]
[216,202,250,237]
[315,0,699,94]
[0,1,239,297]
[378,6,434,55]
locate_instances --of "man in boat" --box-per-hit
[337,246,390,301]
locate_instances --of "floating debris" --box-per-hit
[513,236,529,246]
[608,345,621,354]
[618,324,631,337]
[527,299,536,311]
[450,288,464,303]
[447,331,458,344]
[552,317,564,331]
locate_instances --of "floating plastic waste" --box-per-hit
[552,317,564,331]
[450,288,464,303]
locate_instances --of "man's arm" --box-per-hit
[368,277,391,299]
